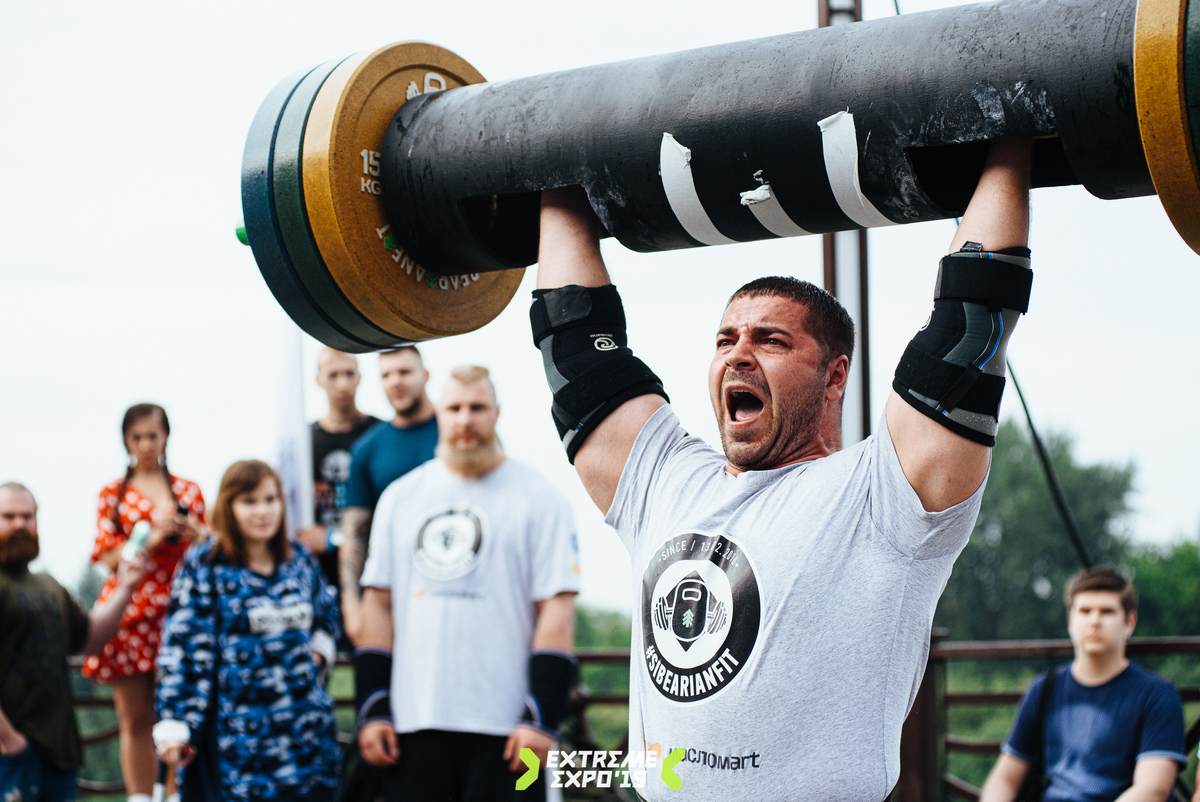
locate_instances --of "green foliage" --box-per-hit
[935,419,1135,641]
[1128,540,1200,636]
[75,672,121,800]
[574,605,632,753]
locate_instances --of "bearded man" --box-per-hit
[341,345,438,643]
[353,366,581,801]
[0,482,145,802]
[530,138,1034,800]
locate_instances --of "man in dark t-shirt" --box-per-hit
[296,348,380,592]
[0,482,144,802]
[980,568,1185,802]
[339,346,438,644]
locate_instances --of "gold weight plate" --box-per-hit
[302,42,525,340]
[1134,0,1200,255]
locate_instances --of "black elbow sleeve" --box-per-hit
[893,244,1033,446]
[520,650,578,735]
[530,285,668,463]
[353,647,393,730]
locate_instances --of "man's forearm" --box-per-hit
[978,753,1029,802]
[1115,758,1178,802]
[532,592,577,653]
[82,582,136,655]
[357,588,395,651]
[339,507,372,599]
[537,187,610,289]
[949,138,1031,254]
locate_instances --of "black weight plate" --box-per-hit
[241,66,380,352]
[273,58,401,348]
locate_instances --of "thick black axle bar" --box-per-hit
[380,0,1167,276]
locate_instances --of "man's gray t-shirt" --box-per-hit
[361,458,580,736]
[605,406,983,801]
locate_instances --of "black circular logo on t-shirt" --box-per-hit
[640,532,761,702]
[413,503,486,580]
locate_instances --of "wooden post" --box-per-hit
[896,628,948,802]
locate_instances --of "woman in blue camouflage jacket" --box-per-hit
[152,460,341,801]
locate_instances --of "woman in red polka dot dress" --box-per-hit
[84,403,206,802]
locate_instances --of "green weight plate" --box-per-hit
[273,57,402,348]
[241,66,380,352]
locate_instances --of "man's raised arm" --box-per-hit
[886,138,1033,513]
[535,187,666,513]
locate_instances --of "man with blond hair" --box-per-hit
[980,568,1185,802]
[354,366,580,801]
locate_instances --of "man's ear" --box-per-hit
[825,355,850,400]
[1125,610,1137,635]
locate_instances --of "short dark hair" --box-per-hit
[1064,567,1137,615]
[727,277,855,365]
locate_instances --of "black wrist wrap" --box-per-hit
[353,648,393,730]
[521,651,578,735]
[530,285,668,463]
[893,244,1032,447]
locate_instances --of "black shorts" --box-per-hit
[379,730,544,802]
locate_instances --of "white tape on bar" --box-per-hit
[739,183,812,237]
[817,111,894,229]
[660,133,736,246]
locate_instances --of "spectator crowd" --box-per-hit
[1,347,578,802]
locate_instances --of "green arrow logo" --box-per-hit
[661,747,686,790]
[515,747,539,791]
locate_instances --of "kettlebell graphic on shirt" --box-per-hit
[413,502,488,580]
[654,572,727,651]
[643,532,760,702]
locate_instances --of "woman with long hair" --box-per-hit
[84,403,205,802]
[153,460,341,801]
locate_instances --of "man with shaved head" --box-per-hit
[1,482,145,802]
[297,348,380,593]
[353,367,580,801]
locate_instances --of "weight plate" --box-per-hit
[272,58,401,349]
[302,42,525,340]
[1135,0,1200,255]
[241,67,382,352]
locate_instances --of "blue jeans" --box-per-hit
[0,743,77,802]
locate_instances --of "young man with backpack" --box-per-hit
[980,568,1186,802]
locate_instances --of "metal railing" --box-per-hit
[72,639,1200,800]
[903,634,1200,802]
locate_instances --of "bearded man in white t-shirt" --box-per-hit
[354,365,581,801]
[529,139,1034,801]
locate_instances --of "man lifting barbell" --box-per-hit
[531,138,1033,800]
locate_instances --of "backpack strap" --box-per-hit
[1018,666,1058,801]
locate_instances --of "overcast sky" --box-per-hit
[3,0,1197,613]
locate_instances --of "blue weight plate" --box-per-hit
[241,66,381,352]
[272,58,402,349]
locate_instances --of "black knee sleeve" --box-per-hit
[520,650,578,735]
[353,647,393,730]
[893,243,1033,446]
[530,285,668,463]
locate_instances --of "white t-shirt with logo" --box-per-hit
[606,406,982,801]
[361,458,581,737]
